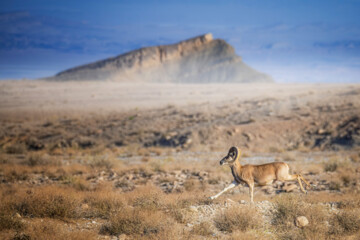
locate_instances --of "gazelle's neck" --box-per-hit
[230,160,242,183]
[231,159,241,169]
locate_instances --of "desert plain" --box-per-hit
[0,80,360,239]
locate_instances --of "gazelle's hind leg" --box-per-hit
[278,174,310,193]
[282,174,309,193]
[278,164,310,193]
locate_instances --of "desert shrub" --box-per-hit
[132,193,163,211]
[323,157,345,172]
[14,220,96,240]
[1,164,30,182]
[8,186,79,219]
[214,206,260,233]
[191,222,213,236]
[100,209,176,238]
[329,181,341,191]
[83,192,124,218]
[273,195,305,228]
[70,178,92,191]
[126,186,165,212]
[324,162,338,172]
[26,153,54,166]
[330,209,360,235]
[0,211,24,231]
[273,195,329,240]
[88,155,114,169]
[5,143,27,154]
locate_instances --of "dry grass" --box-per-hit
[214,206,261,233]
[0,146,359,239]
[271,194,360,240]
[191,222,213,236]
[100,209,178,239]
[82,188,124,218]
[0,211,24,231]
[5,143,27,154]
[13,220,96,240]
[330,209,360,235]
[2,186,80,219]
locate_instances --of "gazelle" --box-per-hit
[210,146,311,203]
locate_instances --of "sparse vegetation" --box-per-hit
[191,222,213,236]
[214,207,260,233]
[1,82,360,239]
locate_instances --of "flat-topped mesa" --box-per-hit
[56,33,214,75]
[49,33,273,83]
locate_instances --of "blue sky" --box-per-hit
[1,0,360,82]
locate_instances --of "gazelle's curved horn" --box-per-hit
[228,146,241,162]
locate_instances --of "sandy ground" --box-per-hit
[1,80,357,118]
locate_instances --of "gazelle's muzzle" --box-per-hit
[219,157,228,165]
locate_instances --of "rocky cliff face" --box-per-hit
[48,33,273,83]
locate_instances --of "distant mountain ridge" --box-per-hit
[47,33,273,83]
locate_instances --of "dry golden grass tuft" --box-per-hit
[191,222,213,236]
[214,206,261,233]
[330,209,360,236]
[100,208,179,239]
[25,152,58,166]
[271,194,360,240]
[4,143,27,154]
[13,219,97,240]
[2,186,80,219]
[274,195,326,222]
[82,186,125,218]
[127,185,166,211]
[0,211,24,231]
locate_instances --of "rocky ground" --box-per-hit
[1,82,360,239]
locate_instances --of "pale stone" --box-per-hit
[296,216,309,227]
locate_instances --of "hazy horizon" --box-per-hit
[1,0,360,83]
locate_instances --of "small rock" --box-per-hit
[81,203,89,210]
[118,234,127,240]
[186,223,193,227]
[92,220,96,224]
[239,200,246,204]
[295,216,309,227]
[189,206,198,213]
[14,213,21,218]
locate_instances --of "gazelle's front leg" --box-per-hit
[210,181,239,200]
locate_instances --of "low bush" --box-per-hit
[191,222,213,236]
[7,186,79,219]
[100,209,177,238]
[214,206,260,233]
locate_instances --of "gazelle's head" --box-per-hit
[220,146,241,165]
